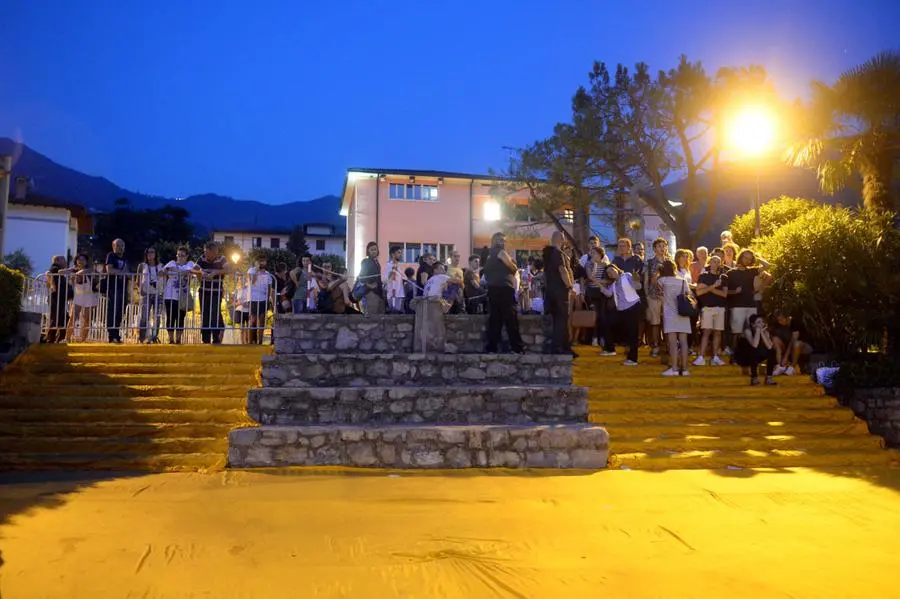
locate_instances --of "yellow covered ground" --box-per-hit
[1,467,899,598]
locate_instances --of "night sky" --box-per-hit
[1,0,896,204]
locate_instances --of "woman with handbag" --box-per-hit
[658,259,694,376]
[584,246,616,356]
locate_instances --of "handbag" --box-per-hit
[676,279,698,318]
[571,298,596,329]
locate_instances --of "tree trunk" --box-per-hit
[861,153,896,212]
[573,204,590,255]
[615,188,627,238]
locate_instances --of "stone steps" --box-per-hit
[592,406,858,426]
[0,407,250,425]
[0,436,228,454]
[611,432,885,454]
[228,424,608,469]
[260,353,572,388]
[608,448,895,470]
[0,395,248,410]
[5,362,261,376]
[0,451,227,471]
[247,385,588,425]
[1,383,253,399]
[0,372,259,387]
[591,395,839,412]
[0,421,243,439]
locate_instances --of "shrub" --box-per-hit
[728,196,820,248]
[756,205,900,357]
[835,355,900,389]
[0,264,25,339]
[2,248,34,277]
[248,248,298,270]
[152,241,202,264]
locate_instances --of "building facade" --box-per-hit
[212,223,346,258]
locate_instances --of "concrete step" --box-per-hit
[608,448,898,470]
[1,384,253,399]
[6,362,261,375]
[21,344,271,357]
[592,406,861,426]
[611,432,885,454]
[0,436,229,454]
[591,395,839,412]
[599,420,874,440]
[0,451,227,471]
[248,385,588,426]
[0,372,259,387]
[228,423,609,469]
[0,421,243,438]
[0,395,248,410]
[0,408,250,425]
[261,353,573,388]
[588,386,827,401]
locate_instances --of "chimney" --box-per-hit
[14,176,29,200]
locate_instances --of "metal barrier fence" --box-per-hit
[21,269,280,345]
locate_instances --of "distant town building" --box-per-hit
[4,177,92,269]
[212,223,346,257]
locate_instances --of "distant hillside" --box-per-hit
[0,137,343,232]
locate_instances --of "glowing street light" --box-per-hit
[231,252,241,264]
[726,106,778,237]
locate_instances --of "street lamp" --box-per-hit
[726,106,777,238]
[231,252,241,264]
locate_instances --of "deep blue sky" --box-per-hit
[1,0,897,204]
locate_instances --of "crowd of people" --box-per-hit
[35,231,814,384]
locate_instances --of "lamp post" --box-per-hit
[726,106,777,239]
[0,155,10,256]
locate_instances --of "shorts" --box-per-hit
[700,306,726,331]
[249,301,269,319]
[730,306,757,333]
[646,296,662,326]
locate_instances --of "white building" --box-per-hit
[212,223,346,258]
[3,179,91,271]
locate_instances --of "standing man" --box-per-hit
[484,232,524,354]
[543,231,575,355]
[383,246,406,313]
[104,239,130,344]
[197,241,229,344]
[643,237,669,358]
[289,254,312,314]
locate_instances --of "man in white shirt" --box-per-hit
[423,263,451,298]
[383,246,406,313]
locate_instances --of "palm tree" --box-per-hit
[786,50,900,212]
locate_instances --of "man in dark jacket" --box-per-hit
[542,232,575,354]
[483,232,524,353]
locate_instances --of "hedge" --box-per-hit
[0,264,26,339]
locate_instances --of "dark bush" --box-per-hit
[0,264,25,339]
[835,355,900,389]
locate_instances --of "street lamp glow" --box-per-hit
[727,106,776,158]
[231,252,241,264]
[483,201,501,221]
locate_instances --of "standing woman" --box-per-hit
[658,259,692,376]
[66,254,99,343]
[138,247,163,343]
[675,248,697,351]
[358,241,385,315]
[585,246,615,356]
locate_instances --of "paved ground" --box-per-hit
[1,467,899,598]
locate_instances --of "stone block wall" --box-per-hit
[260,353,573,388]
[247,385,589,425]
[229,424,609,469]
[273,314,551,354]
[844,388,900,447]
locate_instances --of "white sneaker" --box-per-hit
[784,366,795,376]
[692,356,706,367]
[661,368,679,377]
[623,360,638,366]
[680,369,690,376]
[711,356,726,366]
[773,366,786,376]
[723,347,733,356]
[600,351,617,357]
[592,339,599,346]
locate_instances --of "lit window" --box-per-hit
[388,183,439,201]
[563,209,574,222]
[484,201,501,221]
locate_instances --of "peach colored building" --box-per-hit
[340,168,572,278]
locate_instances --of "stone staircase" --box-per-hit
[577,352,898,470]
[228,314,609,469]
[0,344,269,471]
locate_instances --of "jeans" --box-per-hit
[199,287,224,344]
[291,297,307,314]
[139,293,163,342]
[105,286,127,342]
[544,288,571,353]
[486,286,524,353]
[618,303,642,363]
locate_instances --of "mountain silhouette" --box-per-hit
[0,137,343,233]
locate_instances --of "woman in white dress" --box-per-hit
[658,259,692,376]
[161,246,197,344]
[66,254,99,343]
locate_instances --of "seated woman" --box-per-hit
[735,314,777,386]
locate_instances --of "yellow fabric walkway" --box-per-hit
[1,468,899,597]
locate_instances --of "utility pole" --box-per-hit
[0,155,11,256]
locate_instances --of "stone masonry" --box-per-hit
[844,388,900,447]
[229,314,609,469]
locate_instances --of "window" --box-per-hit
[389,183,439,201]
[315,239,326,251]
[224,235,234,244]
[563,209,574,223]
[254,237,262,248]
[510,203,537,222]
[270,238,280,249]
[389,242,453,264]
